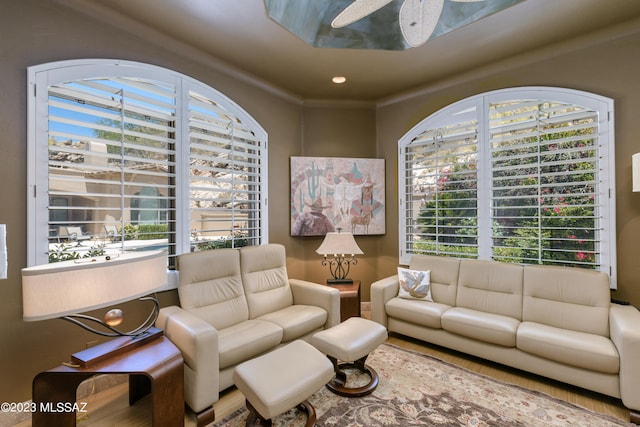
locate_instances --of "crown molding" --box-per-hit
[377,14,640,108]
[303,99,376,109]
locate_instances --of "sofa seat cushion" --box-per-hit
[258,304,327,342]
[218,319,283,369]
[517,322,619,374]
[385,297,451,329]
[441,307,519,347]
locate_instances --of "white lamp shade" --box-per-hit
[633,153,640,192]
[316,232,363,256]
[21,250,167,321]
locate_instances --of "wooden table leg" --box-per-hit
[32,371,93,427]
[148,354,184,426]
[31,337,184,427]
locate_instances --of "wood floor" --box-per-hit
[12,309,631,426]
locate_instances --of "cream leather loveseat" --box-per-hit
[371,255,640,422]
[156,244,340,425]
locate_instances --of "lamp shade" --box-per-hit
[633,153,640,192]
[22,250,167,321]
[316,232,363,256]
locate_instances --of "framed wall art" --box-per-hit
[290,156,385,236]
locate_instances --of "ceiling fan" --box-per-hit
[331,0,485,48]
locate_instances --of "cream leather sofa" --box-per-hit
[371,255,640,422]
[156,244,340,426]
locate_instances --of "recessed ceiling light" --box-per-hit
[332,76,347,84]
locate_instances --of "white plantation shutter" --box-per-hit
[398,88,616,287]
[490,100,600,268]
[28,60,267,267]
[188,90,266,250]
[400,104,479,259]
[46,76,177,258]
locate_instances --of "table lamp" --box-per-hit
[22,250,167,365]
[316,231,363,284]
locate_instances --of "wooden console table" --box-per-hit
[32,334,184,426]
[328,280,361,321]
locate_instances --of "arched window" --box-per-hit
[28,60,268,267]
[399,87,616,287]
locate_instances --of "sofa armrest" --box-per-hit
[609,304,640,412]
[371,274,399,328]
[156,305,219,413]
[290,279,341,328]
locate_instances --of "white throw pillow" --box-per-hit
[397,267,432,301]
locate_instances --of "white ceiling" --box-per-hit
[60,0,640,102]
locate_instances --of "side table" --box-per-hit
[32,334,184,426]
[327,280,361,321]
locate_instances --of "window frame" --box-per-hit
[398,87,616,287]
[27,59,268,271]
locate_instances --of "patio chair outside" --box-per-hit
[104,225,120,242]
[62,226,92,244]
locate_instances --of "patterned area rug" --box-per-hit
[212,343,631,426]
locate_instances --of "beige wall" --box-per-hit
[2,0,640,405]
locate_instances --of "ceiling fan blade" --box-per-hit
[399,0,444,47]
[331,0,395,28]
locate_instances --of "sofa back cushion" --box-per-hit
[177,248,248,330]
[409,255,460,306]
[523,265,610,337]
[457,259,524,320]
[240,244,293,319]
